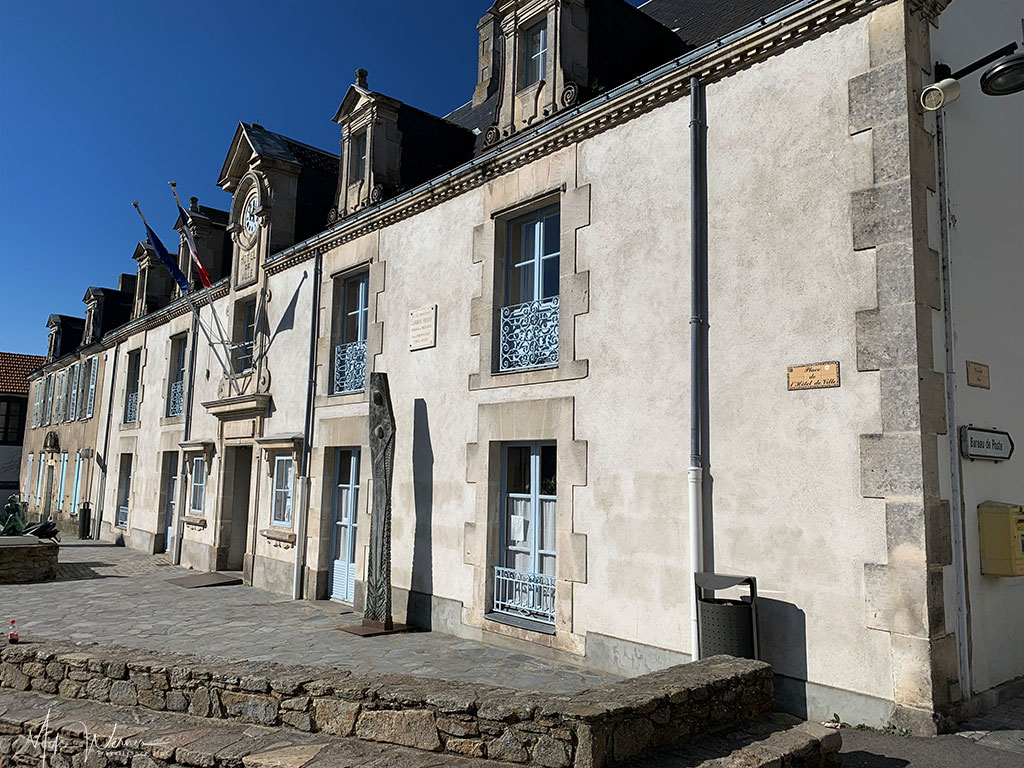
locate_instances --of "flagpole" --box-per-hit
[169,182,235,371]
[132,201,239,396]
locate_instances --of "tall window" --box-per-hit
[0,398,26,445]
[32,381,42,428]
[43,374,54,426]
[234,298,257,373]
[54,370,65,423]
[24,454,33,498]
[116,453,132,528]
[333,272,369,394]
[350,130,367,183]
[272,455,295,527]
[124,350,141,424]
[190,456,206,515]
[524,20,548,87]
[499,206,560,372]
[493,442,557,626]
[84,356,98,419]
[167,335,187,417]
[34,452,44,504]
[66,364,80,422]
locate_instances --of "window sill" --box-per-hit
[484,611,556,636]
[183,515,207,529]
[119,422,139,431]
[160,416,186,427]
[469,359,587,391]
[261,528,296,546]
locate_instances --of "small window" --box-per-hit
[350,131,367,183]
[524,20,548,87]
[190,457,206,515]
[0,398,25,445]
[272,456,294,527]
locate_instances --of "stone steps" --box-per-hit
[0,688,518,767]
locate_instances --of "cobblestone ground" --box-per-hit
[2,541,616,694]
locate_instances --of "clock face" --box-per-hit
[243,195,259,235]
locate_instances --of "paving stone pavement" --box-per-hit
[956,692,1024,756]
[1,541,616,694]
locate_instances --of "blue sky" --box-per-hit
[1,0,518,354]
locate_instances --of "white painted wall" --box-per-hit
[932,0,1024,695]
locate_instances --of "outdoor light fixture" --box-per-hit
[922,41,1023,111]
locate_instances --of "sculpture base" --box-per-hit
[339,619,416,638]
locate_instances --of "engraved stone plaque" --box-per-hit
[787,361,840,391]
[966,361,990,389]
[409,305,437,351]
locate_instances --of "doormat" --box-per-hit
[166,572,243,588]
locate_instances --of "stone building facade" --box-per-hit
[20,0,1023,733]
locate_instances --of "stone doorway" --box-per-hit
[220,446,252,572]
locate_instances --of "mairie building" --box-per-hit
[20,0,1024,734]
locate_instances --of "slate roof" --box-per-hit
[639,0,797,46]
[0,353,46,395]
[242,123,339,174]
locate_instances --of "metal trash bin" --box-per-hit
[78,502,92,540]
[695,572,759,660]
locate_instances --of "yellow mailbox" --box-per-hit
[979,501,1024,577]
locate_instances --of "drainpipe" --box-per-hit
[174,308,200,566]
[293,249,322,600]
[688,76,709,661]
[94,342,120,540]
[936,109,971,700]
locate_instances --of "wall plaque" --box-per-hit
[966,361,990,389]
[409,305,437,351]
[787,361,840,391]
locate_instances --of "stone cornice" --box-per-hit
[265,0,893,275]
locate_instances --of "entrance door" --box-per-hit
[224,446,252,571]
[330,448,360,602]
[162,452,178,553]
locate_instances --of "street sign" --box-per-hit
[960,426,1015,462]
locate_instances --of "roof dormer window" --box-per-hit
[524,19,548,87]
[350,130,367,183]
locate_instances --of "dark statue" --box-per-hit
[364,372,396,629]
[1,494,27,536]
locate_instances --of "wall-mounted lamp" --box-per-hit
[922,41,1023,111]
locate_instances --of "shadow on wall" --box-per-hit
[408,398,434,629]
[756,597,809,718]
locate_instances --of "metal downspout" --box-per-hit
[293,249,322,600]
[936,109,971,699]
[93,342,120,541]
[173,309,200,566]
[689,76,709,661]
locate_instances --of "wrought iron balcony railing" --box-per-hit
[167,380,185,417]
[492,566,556,625]
[124,392,138,424]
[333,340,367,395]
[498,297,559,372]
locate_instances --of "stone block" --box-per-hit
[486,730,528,763]
[312,698,360,736]
[534,735,573,767]
[848,61,908,136]
[46,662,67,681]
[355,709,441,752]
[856,308,881,372]
[864,563,929,636]
[188,687,212,718]
[280,696,310,711]
[109,681,137,707]
[438,715,479,738]
[1,662,30,691]
[281,710,313,731]
[445,736,486,757]
[165,691,188,712]
[860,433,925,499]
[137,688,166,711]
[58,680,83,699]
[220,691,278,725]
[86,677,111,702]
[851,179,913,250]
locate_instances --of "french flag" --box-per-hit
[176,203,213,290]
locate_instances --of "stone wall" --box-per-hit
[0,642,774,767]
[0,541,57,584]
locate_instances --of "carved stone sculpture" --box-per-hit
[364,372,396,628]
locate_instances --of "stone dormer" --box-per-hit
[478,0,685,147]
[218,122,337,289]
[175,196,231,288]
[45,315,84,363]
[82,283,134,347]
[330,70,475,221]
[131,240,177,319]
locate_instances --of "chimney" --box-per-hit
[355,68,369,89]
[473,13,502,107]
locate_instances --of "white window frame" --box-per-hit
[85,356,98,419]
[271,455,295,527]
[523,19,548,88]
[190,456,206,516]
[350,130,367,183]
[56,452,67,511]
[25,454,34,498]
[44,374,54,426]
[67,364,80,422]
[35,452,44,505]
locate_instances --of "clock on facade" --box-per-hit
[243,194,259,235]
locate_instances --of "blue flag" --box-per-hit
[143,220,191,295]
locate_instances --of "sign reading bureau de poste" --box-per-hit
[787,361,841,391]
[960,426,1014,462]
[409,305,437,351]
